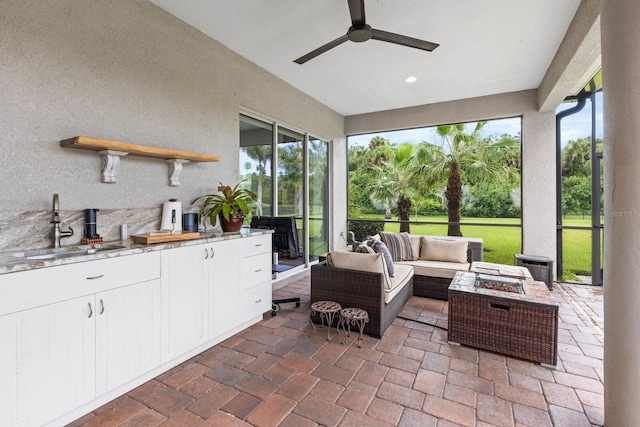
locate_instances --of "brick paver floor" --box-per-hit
[68,277,604,427]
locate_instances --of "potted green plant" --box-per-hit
[192,181,257,232]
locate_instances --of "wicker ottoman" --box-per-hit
[447,271,559,365]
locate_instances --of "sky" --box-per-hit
[348,92,603,149]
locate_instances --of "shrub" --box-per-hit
[348,220,385,242]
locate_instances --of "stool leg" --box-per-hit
[309,310,317,333]
[325,311,336,341]
[344,318,353,345]
[355,318,368,348]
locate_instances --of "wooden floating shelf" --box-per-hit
[60,136,220,186]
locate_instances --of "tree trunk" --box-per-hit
[256,172,263,216]
[397,195,411,233]
[445,164,462,236]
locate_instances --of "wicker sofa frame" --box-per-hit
[310,263,414,339]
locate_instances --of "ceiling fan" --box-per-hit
[294,0,439,64]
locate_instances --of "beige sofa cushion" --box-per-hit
[409,236,421,260]
[327,250,392,289]
[420,237,468,263]
[384,264,414,304]
[396,259,470,279]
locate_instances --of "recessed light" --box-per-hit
[405,76,417,83]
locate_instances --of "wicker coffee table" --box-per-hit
[447,271,559,365]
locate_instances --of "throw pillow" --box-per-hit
[328,250,392,289]
[357,244,376,254]
[420,237,468,263]
[326,252,334,267]
[380,232,415,261]
[367,239,395,277]
[353,239,375,253]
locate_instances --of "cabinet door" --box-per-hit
[0,314,17,427]
[209,239,241,337]
[161,245,209,361]
[14,296,95,427]
[96,279,161,395]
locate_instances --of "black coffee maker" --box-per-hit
[84,208,100,239]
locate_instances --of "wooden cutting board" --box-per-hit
[130,231,200,244]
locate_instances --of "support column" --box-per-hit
[521,111,557,266]
[601,0,640,425]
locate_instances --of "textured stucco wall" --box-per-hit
[0,0,343,212]
[344,90,557,263]
[602,0,640,424]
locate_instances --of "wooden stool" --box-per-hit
[340,307,369,347]
[310,301,342,341]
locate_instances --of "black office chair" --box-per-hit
[271,298,301,316]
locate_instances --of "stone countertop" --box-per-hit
[0,228,273,275]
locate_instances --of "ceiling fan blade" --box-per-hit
[294,34,349,64]
[371,28,439,52]
[348,0,366,26]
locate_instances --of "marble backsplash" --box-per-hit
[0,208,166,252]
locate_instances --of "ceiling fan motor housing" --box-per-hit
[348,24,372,42]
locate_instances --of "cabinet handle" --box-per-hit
[99,299,105,315]
[204,248,209,260]
[88,302,93,318]
[210,247,214,258]
[255,298,262,303]
[255,268,262,273]
[86,274,104,280]
[255,243,262,247]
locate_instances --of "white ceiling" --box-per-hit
[150,0,583,116]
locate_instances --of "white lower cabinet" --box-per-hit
[161,244,209,362]
[241,249,272,322]
[95,279,161,395]
[162,235,272,352]
[1,295,95,427]
[0,233,271,426]
[208,239,241,337]
[0,252,161,427]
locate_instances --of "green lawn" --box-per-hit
[352,214,595,280]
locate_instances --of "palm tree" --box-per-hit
[242,145,271,215]
[369,143,418,232]
[417,122,518,236]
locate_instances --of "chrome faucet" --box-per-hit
[51,193,73,248]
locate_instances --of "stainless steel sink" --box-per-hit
[11,244,126,260]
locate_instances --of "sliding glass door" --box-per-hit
[239,113,330,271]
[309,137,329,256]
[277,127,305,258]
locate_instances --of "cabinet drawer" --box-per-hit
[242,282,271,320]
[243,234,271,258]
[241,252,272,290]
[0,251,161,315]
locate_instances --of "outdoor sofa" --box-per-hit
[310,232,483,338]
